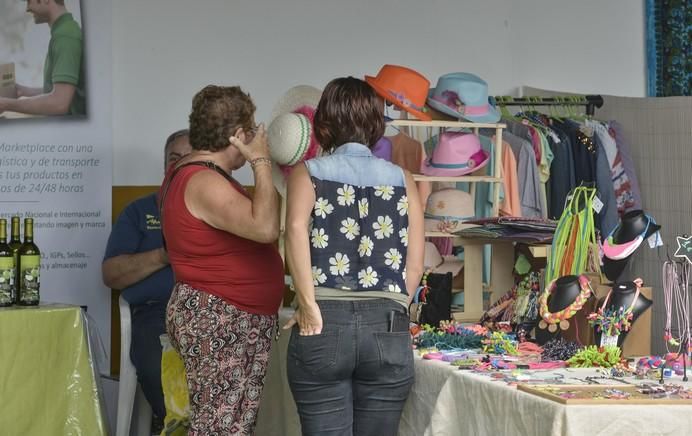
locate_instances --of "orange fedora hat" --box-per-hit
[365,64,432,121]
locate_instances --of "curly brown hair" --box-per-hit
[188,85,256,152]
[314,77,385,152]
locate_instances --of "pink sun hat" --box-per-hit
[421,131,489,177]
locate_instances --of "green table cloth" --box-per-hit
[0,304,107,435]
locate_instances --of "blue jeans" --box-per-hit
[130,301,167,419]
[287,299,414,436]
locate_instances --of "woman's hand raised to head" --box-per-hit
[228,123,270,162]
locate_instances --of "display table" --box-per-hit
[0,304,107,435]
[257,310,692,435]
[400,358,692,436]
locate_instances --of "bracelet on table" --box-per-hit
[250,157,272,168]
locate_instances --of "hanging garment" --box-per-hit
[547,127,577,220]
[531,127,554,219]
[588,120,618,168]
[504,118,541,165]
[592,131,619,235]
[553,119,597,186]
[607,121,642,213]
[499,140,522,217]
[389,131,424,174]
[502,131,545,218]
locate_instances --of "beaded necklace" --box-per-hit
[538,275,593,333]
[411,268,433,324]
[587,278,642,337]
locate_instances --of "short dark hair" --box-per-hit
[163,129,189,166]
[188,85,256,152]
[314,77,385,152]
[165,129,189,149]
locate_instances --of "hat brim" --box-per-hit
[421,149,490,177]
[434,256,464,276]
[427,89,501,123]
[365,75,432,121]
[271,85,322,119]
[424,220,477,234]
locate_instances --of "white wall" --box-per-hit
[510,0,647,98]
[112,0,647,185]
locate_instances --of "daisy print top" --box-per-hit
[305,142,409,296]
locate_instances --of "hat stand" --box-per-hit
[387,113,542,321]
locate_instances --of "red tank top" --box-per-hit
[161,165,284,315]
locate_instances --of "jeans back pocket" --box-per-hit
[374,332,414,374]
[289,328,341,375]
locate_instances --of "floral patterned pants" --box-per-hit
[166,282,277,435]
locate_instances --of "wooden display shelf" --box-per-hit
[528,245,550,258]
[452,311,485,322]
[413,175,503,183]
[389,119,506,129]
[386,116,508,320]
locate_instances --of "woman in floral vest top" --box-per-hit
[284,77,425,436]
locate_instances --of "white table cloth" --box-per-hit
[256,311,692,436]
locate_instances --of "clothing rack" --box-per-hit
[493,95,604,116]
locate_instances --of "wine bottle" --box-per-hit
[9,216,21,303]
[18,218,40,306]
[0,219,15,307]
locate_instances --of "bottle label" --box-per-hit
[19,254,40,304]
[0,257,14,305]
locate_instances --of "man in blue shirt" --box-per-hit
[102,129,191,423]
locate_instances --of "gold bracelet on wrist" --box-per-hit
[250,157,272,169]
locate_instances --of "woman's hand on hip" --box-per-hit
[283,301,323,336]
[228,123,270,162]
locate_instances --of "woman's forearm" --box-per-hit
[286,223,316,307]
[250,163,280,241]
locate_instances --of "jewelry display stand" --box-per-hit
[593,283,653,357]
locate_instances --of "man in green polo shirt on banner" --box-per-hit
[0,0,85,117]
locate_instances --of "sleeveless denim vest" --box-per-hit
[305,143,409,295]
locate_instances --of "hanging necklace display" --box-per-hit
[539,275,594,333]
[587,278,643,346]
[545,187,600,284]
[663,260,690,355]
[601,215,660,260]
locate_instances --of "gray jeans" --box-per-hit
[287,299,414,436]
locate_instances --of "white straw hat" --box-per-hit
[271,85,322,119]
[424,188,476,233]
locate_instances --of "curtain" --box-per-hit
[646,0,691,96]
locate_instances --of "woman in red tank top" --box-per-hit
[161,85,284,435]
